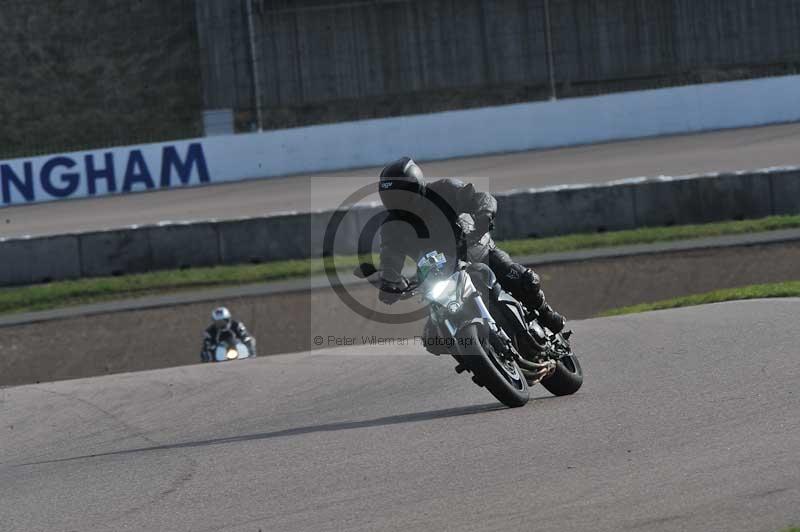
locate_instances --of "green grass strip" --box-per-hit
[600,281,800,317]
[0,255,367,315]
[499,213,800,256]
[1,213,800,317]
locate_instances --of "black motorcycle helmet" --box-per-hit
[378,157,425,211]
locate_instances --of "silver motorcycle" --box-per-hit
[208,330,254,362]
[357,250,583,408]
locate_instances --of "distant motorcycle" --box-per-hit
[208,330,254,362]
[356,250,583,408]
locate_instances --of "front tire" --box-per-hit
[456,324,529,408]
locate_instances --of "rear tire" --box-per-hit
[541,354,583,396]
[456,324,529,408]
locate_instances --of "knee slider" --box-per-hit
[502,265,543,306]
[504,263,529,282]
[520,269,545,308]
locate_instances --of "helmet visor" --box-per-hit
[379,179,423,211]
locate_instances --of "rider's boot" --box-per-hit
[515,268,566,334]
[535,302,566,334]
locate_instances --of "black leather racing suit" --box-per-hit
[379,178,562,334]
[201,320,257,362]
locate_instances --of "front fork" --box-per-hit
[441,294,497,337]
[436,294,516,361]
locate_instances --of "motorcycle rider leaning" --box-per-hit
[377,156,566,340]
[201,307,257,362]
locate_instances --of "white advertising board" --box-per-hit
[3,74,799,207]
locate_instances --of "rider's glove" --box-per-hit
[379,277,409,305]
[455,213,477,242]
[473,212,494,234]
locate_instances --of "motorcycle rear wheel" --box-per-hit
[541,354,583,396]
[456,324,529,408]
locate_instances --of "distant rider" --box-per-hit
[376,156,566,336]
[201,307,257,362]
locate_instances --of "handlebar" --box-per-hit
[354,263,420,300]
[393,280,420,300]
[370,274,420,300]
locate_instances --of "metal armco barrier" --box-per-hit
[3,167,799,287]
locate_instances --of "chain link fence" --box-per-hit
[3,0,800,159]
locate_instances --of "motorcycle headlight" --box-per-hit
[226,348,238,360]
[428,279,455,301]
[428,280,456,303]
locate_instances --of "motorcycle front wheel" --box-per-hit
[456,324,529,408]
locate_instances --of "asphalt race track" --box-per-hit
[3,123,800,238]
[2,299,798,532]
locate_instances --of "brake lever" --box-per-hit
[399,281,420,300]
[365,274,420,300]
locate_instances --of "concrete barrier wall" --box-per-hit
[4,75,800,208]
[2,166,799,286]
[2,235,81,285]
[770,167,800,216]
[631,172,774,228]
[493,184,638,239]
[496,167,800,240]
